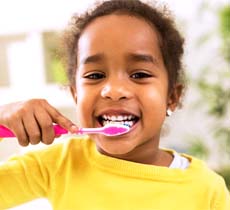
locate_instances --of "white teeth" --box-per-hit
[102,114,107,120]
[100,114,137,128]
[111,116,116,121]
[117,115,123,121]
[127,121,134,127]
[102,115,135,121]
[102,120,133,127]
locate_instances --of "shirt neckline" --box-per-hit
[82,138,203,182]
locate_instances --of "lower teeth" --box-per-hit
[102,120,134,128]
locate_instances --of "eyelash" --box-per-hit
[83,71,153,80]
[130,72,153,79]
[83,72,105,80]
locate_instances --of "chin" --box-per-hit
[96,141,136,157]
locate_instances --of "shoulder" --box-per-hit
[180,153,224,183]
[164,149,222,182]
[179,153,230,208]
[183,153,229,197]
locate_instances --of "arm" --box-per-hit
[0,140,64,209]
[0,99,77,208]
[0,153,47,208]
[213,177,230,210]
[0,99,78,146]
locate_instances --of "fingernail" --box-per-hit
[70,125,78,134]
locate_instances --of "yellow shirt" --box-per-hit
[0,137,229,210]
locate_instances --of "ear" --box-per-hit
[167,84,183,112]
[70,86,77,104]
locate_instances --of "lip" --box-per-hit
[94,108,140,134]
[95,108,140,118]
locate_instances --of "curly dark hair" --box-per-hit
[62,0,185,98]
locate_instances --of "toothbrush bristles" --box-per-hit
[103,124,130,136]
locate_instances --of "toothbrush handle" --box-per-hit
[53,124,69,135]
[77,127,103,135]
[0,124,69,138]
[53,125,104,135]
[0,125,15,137]
[0,124,103,138]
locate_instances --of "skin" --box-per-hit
[72,14,181,166]
[0,14,181,167]
[0,99,77,146]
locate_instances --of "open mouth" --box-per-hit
[97,114,139,128]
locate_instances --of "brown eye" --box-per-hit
[84,73,105,79]
[130,72,152,79]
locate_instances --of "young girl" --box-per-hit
[0,0,229,209]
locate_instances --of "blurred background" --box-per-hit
[0,0,229,209]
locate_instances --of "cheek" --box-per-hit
[75,85,98,126]
[76,77,93,102]
[143,86,168,116]
[75,85,88,125]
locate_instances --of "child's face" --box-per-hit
[74,14,171,158]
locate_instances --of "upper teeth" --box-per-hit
[100,114,137,127]
[102,115,135,121]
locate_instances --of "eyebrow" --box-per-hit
[81,53,104,65]
[127,53,158,64]
[80,53,158,65]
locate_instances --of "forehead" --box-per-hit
[78,14,162,62]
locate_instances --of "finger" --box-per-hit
[10,119,29,146]
[22,114,41,145]
[45,105,78,133]
[34,108,55,145]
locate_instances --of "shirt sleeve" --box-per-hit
[212,176,230,210]
[0,145,59,209]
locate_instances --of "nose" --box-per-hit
[101,79,133,101]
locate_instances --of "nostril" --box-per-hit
[101,85,131,101]
[119,96,127,100]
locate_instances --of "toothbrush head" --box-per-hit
[102,124,130,136]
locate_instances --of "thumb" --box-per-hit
[45,105,78,134]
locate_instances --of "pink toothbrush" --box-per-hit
[0,124,130,138]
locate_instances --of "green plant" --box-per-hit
[50,57,68,84]
[186,4,230,189]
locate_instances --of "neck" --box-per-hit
[97,138,173,167]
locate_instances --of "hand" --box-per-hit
[0,99,78,146]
